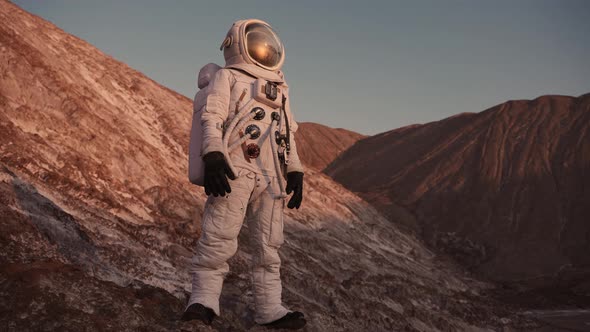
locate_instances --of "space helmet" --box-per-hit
[220,19,285,72]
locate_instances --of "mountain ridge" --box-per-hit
[326,92,590,285]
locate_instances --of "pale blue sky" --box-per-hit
[14,0,590,135]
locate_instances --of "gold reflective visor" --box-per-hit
[245,23,284,69]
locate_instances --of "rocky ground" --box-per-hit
[1,164,540,332]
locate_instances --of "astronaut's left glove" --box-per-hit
[285,171,304,209]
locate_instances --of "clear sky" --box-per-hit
[13,0,590,135]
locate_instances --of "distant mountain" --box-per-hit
[326,93,590,284]
[296,122,366,171]
[0,1,536,331]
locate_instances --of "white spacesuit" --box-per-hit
[183,19,306,329]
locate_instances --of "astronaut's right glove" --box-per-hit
[203,151,236,197]
[285,171,304,209]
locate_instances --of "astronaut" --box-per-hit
[182,19,306,330]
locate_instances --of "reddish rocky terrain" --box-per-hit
[0,1,544,331]
[326,94,590,288]
[295,122,366,171]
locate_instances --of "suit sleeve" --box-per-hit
[284,95,305,174]
[201,69,233,155]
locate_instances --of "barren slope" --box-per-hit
[326,94,590,284]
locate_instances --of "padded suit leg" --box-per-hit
[247,173,290,324]
[187,173,253,315]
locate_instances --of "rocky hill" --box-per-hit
[295,122,366,171]
[0,1,539,331]
[326,93,590,287]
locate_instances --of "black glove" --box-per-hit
[203,151,236,197]
[285,171,304,209]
